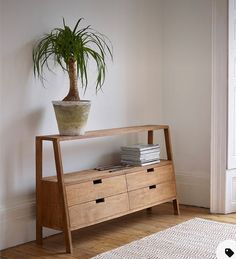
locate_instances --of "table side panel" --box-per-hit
[41,181,63,230]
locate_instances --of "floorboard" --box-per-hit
[1,203,236,258]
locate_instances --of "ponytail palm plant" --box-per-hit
[33,18,113,101]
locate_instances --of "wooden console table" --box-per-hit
[35,125,180,253]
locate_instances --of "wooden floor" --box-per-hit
[1,203,236,259]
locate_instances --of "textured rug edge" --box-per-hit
[91,217,236,259]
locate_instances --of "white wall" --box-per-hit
[0,0,213,250]
[0,0,163,250]
[162,0,212,208]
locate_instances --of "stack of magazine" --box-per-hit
[121,144,160,166]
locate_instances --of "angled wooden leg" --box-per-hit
[164,127,180,216]
[36,137,43,245]
[164,128,172,161]
[148,130,154,145]
[53,140,73,254]
[147,131,154,213]
[173,199,180,215]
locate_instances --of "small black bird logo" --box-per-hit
[225,248,234,258]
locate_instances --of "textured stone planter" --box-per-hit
[52,101,91,135]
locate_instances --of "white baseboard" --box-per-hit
[0,202,36,251]
[0,201,59,251]
[175,172,210,208]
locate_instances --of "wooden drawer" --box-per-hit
[69,193,129,229]
[129,181,176,210]
[66,175,127,206]
[126,164,174,191]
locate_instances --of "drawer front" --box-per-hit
[69,193,129,228]
[66,175,127,206]
[129,181,176,210]
[126,164,174,191]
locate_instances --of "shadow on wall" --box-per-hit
[2,109,44,202]
[0,39,139,211]
[0,40,45,210]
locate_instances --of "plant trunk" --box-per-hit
[63,58,80,101]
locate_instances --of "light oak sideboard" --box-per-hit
[35,125,180,254]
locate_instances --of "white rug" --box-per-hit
[92,218,236,259]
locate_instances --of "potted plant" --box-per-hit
[33,18,113,135]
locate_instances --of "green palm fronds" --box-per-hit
[33,18,113,101]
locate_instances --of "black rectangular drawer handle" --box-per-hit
[93,179,102,184]
[96,198,105,203]
[149,185,156,189]
[147,168,154,173]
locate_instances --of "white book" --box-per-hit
[121,159,160,166]
[121,153,160,162]
[121,144,160,152]
[121,148,160,156]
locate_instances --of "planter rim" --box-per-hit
[52,100,91,106]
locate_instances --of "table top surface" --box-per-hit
[36,124,169,141]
